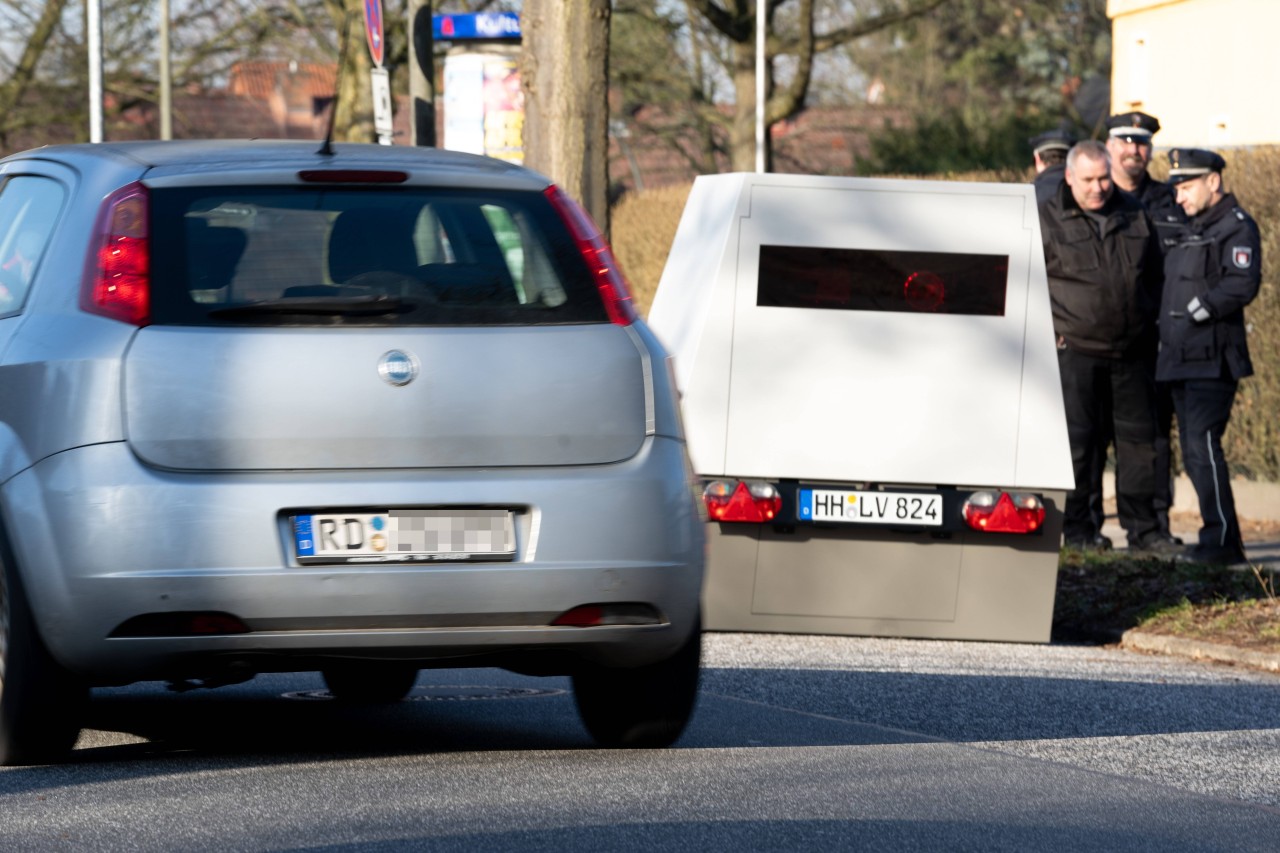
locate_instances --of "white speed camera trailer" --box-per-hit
[648,173,1074,643]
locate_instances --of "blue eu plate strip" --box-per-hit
[294,515,315,557]
[798,489,813,520]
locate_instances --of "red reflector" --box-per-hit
[108,611,250,638]
[543,185,636,326]
[904,271,945,312]
[188,613,251,635]
[297,169,408,183]
[704,480,782,523]
[963,491,1045,534]
[80,182,151,326]
[552,605,604,627]
[551,604,662,627]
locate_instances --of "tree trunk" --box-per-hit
[730,36,765,173]
[329,0,376,143]
[519,0,611,235]
[0,0,71,147]
[409,0,435,146]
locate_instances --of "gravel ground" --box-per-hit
[701,631,1280,807]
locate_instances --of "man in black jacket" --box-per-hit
[1105,111,1187,544]
[1039,140,1171,553]
[1159,149,1262,565]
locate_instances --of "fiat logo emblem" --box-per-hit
[378,350,418,386]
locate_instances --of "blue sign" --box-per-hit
[434,12,521,41]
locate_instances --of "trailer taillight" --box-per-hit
[704,480,782,523]
[962,491,1045,534]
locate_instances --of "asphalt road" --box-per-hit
[1,633,1278,851]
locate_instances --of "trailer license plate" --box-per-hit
[293,510,515,564]
[798,489,943,526]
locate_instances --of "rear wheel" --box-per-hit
[572,616,702,748]
[322,663,419,703]
[0,548,87,765]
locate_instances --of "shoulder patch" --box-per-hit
[1232,246,1253,269]
[1235,208,1246,221]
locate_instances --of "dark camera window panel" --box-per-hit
[757,245,1009,317]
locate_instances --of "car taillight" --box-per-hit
[962,491,1045,534]
[704,480,782,523]
[80,181,150,326]
[543,184,636,326]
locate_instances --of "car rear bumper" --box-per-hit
[2,437,704,683]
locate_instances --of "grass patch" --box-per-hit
[1139,598,1280,654]
[1050,548,1272,644]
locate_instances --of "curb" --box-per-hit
[1102,472,1280,520]
[1120,629,1280,674]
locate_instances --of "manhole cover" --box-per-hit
[283,685,565,702]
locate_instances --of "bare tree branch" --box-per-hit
[0,0,70,141]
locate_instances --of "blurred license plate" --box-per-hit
[293,510,515,564]
[798,489,942,526]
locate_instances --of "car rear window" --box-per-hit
[147,186,608,326]
[757,245,1008,316]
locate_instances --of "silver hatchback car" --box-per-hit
[0,141,704,764]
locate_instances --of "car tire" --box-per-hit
[571,615,701,748]
[321,663,419,703]
[0,545,87,766]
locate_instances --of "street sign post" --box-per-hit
[371,67,394,145]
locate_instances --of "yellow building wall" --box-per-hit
[1109,0,1280,147]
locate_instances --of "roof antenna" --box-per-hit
[318,12,353,157]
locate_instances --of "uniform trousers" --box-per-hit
[1057,347,1159,544]
[1153,381,1178,536]
[1086,390,1173,536]
[1169,378,1242,551]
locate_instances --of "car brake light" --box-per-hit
[297,169,408,183]
[81,181,150,326]
[962,491,1045,534]
[543,185,637,326]
[704,480,782,523]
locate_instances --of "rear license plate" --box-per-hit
[293,510,516,564]
[798,489,943,527]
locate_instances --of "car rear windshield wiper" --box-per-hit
[208,295,413,319]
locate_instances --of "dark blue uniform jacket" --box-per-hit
[1157,193,1262,381]
[1131,172,1186,254]
[1034,164,1065,205]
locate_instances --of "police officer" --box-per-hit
[1105,111,1188,545]
[1105,112,1187,250]
[1029,127,1076,204]
[1159,149,1262,565]
[1039,141,1171,554]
